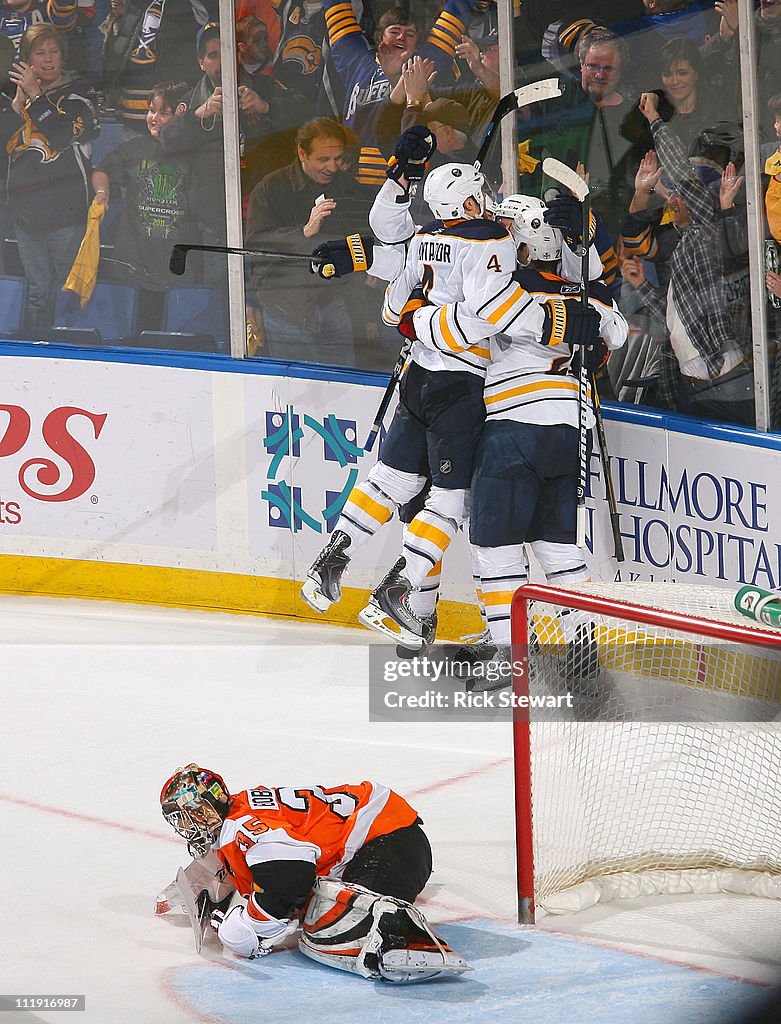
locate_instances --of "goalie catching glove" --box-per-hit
[543,195,597,253]
[387,125,437,184]
[310,234,374,278]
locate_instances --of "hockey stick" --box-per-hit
[542,158,591,549]
[542,158,624,560]
[364,81,564,453]
[174,867,210,955]
[169,243,335,278]
[591,383,624,561]
[364,338,411,451]
[474,77,562,172]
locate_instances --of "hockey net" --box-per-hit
[510,582,781,923]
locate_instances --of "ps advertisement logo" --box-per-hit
[0,405,107,523]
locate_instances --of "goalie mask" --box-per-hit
[494,194,562,263]
[423,163,488,220]
[160,764,231,858]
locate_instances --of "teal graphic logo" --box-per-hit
[262,406,377,533]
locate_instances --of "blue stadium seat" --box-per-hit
[91,118,130,247]
[0,275,27,337]
[90,117,131,167]
[43,327,104,346]
[136,331,221,353]
[164,288,230,353]
[54,282,138,342]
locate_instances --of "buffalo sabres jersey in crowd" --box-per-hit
[322,0,479,185]
[413,268,627,427]
[213,781,418,896]
[274,0,341,116]
[0,0,77,55]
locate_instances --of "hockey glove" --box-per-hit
[543,195,596,253]
[540,297,601,349]
[398,287,430,341]
[387,125,437,184]
[581,337,609,373]
[310,234,374,278]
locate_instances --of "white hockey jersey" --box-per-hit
[412,268,628,428]
[365,178,545,377]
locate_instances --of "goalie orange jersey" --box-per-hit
[214,781,418,896]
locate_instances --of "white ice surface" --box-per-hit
[1,596,779,1024]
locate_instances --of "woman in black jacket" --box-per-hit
[0,24,99,330]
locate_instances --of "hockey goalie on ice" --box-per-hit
[156,764,470,983]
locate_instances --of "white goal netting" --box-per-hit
[513,582,781,916]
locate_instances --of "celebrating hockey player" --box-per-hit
[159,763,469,983]
[302,128,599,650]
[405,192,628,685]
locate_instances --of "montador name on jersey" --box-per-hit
[418,240,453,263]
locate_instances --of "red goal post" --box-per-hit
[510,582,781,925]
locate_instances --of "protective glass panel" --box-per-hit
[514,2,770,431]
[0,2,231,352]
[242,0,500,371]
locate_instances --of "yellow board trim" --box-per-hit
[0,554,482,640]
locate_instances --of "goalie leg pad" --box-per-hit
[299,878,471,983]
[298,878,385,979]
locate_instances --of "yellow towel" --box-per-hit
[517,139,540,175]
[63,198,106,307]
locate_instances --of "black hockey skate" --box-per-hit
[301,530,351,612]
[359,558,428,649]
[396,610,437,659]
[558,625,608,719]
[444,628,498,678]
[464,646,513,694]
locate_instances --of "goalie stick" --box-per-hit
[174,867,210,954]
[169,243,336,278]
[364,79,563,451]
[541,157,624,561]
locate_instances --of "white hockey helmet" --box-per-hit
[494,194,562,262]
[423,163,488,220]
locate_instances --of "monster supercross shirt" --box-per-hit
[97,134,195,288]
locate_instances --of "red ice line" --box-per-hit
[0,793,179,843]
[0,756,511,840]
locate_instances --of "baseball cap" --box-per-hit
[197,21,219,57]
[422,98,470,134]
[659,161,721,195]
[474,29,498,51]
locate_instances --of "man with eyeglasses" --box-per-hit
[561,28,643,241]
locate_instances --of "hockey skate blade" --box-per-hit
[301,575,332,613]
[379,948,472,983]
[358,600,426,649]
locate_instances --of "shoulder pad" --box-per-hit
[512,268,542,289]
[441,219,510,241]
[586,279,615,305]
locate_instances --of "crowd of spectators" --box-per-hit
[0,0,779,432]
